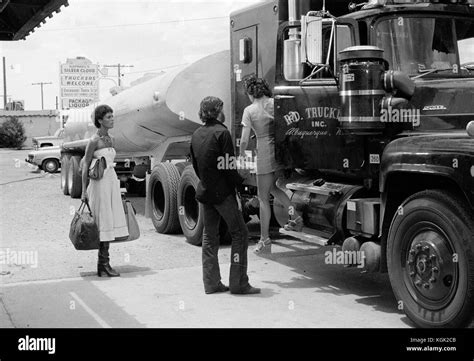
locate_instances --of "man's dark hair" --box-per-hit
[198,96,224,123]
[93,104,113,128]
[243,76,272,99]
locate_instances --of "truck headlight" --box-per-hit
[467,121,474,138]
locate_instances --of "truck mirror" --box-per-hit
[301,15,323,65]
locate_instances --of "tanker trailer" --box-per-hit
[60,50,231,239]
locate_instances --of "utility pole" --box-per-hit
[3,57,7,109]
[102,63,134,87]
[32,82,52,110]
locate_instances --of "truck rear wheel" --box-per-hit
[149,163,181,234]
[387,189,474,328]
[177,165,203,246]
[68,156,82,199]
[60,155,71,195]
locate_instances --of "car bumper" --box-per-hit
[25,157,40,167]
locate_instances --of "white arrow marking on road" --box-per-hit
[69,292,111,328]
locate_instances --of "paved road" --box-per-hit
[0,149,412,328]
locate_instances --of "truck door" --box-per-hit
[274,20,363,172]
[231,26,258,149]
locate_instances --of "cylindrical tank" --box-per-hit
[284,38,304,80]
[338,46,388,133]
[63,50,231,158]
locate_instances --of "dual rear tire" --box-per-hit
[61,154,82,198]
[148,163,231,246]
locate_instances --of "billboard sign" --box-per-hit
[59,57,99,109]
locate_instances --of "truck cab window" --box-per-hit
[283,24,354,81]
[376,17,474,76]
[457,19,474,71]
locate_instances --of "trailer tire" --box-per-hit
[42,158,59,173]
[175,162,189,176]
[68,156,82,199]
[149,163,181,234]
[177,166,203,245]
[61,154,71,195]
[387,189,474,328]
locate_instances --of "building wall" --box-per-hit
[0,110,60,148]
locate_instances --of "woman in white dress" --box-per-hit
[81,105,129,277]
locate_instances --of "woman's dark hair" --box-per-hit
[93,104,113,128]
[243,76,272,99]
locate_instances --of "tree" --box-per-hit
[0,117,27,149]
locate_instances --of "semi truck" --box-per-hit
[60,0,474,328]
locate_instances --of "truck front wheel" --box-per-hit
[387,189,474,328]
[149,163,181,234]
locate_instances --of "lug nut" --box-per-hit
[430,254,437,260]
[423,283,430,289]
[409,249,416,255]
[415,280,422,287]
[409,271,415,277]
[423,246,430,252]
[429,278,436,283]
[408,259,414,265]
[432,267,439,273]
[416,244,422,250]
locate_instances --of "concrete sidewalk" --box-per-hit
[1,255,410,328]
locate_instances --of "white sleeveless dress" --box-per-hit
[86,147,129,242]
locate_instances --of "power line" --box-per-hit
[42,16,227,32]
[125,63,188,75]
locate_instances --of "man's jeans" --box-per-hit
[201,194,249,293]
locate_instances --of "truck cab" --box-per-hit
[230,0,474,328]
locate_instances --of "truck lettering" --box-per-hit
[305,107,339,120]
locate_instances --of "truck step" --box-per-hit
[278,227,329,247]
[286,182,346,196]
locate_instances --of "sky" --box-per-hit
[0,0,264,110]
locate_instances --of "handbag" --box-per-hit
[88,156,107,180]
[119,197,140,242]
[69,200,100,250]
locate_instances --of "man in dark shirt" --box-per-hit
[190,96,260,295]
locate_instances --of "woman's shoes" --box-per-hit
[97,264,120,277]
[254,237,272,254]
[283,216,303,232]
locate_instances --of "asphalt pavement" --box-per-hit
[0,149,412,328]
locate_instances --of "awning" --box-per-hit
[0,0,69,41]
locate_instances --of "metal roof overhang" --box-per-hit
[0,0,68,41]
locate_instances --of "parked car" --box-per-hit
[26,146,61,173]
[32,128,64,149]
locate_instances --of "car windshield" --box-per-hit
[376,16,474,76]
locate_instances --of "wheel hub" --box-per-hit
[406,229,457,307]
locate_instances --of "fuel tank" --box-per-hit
[63,50,231,157]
